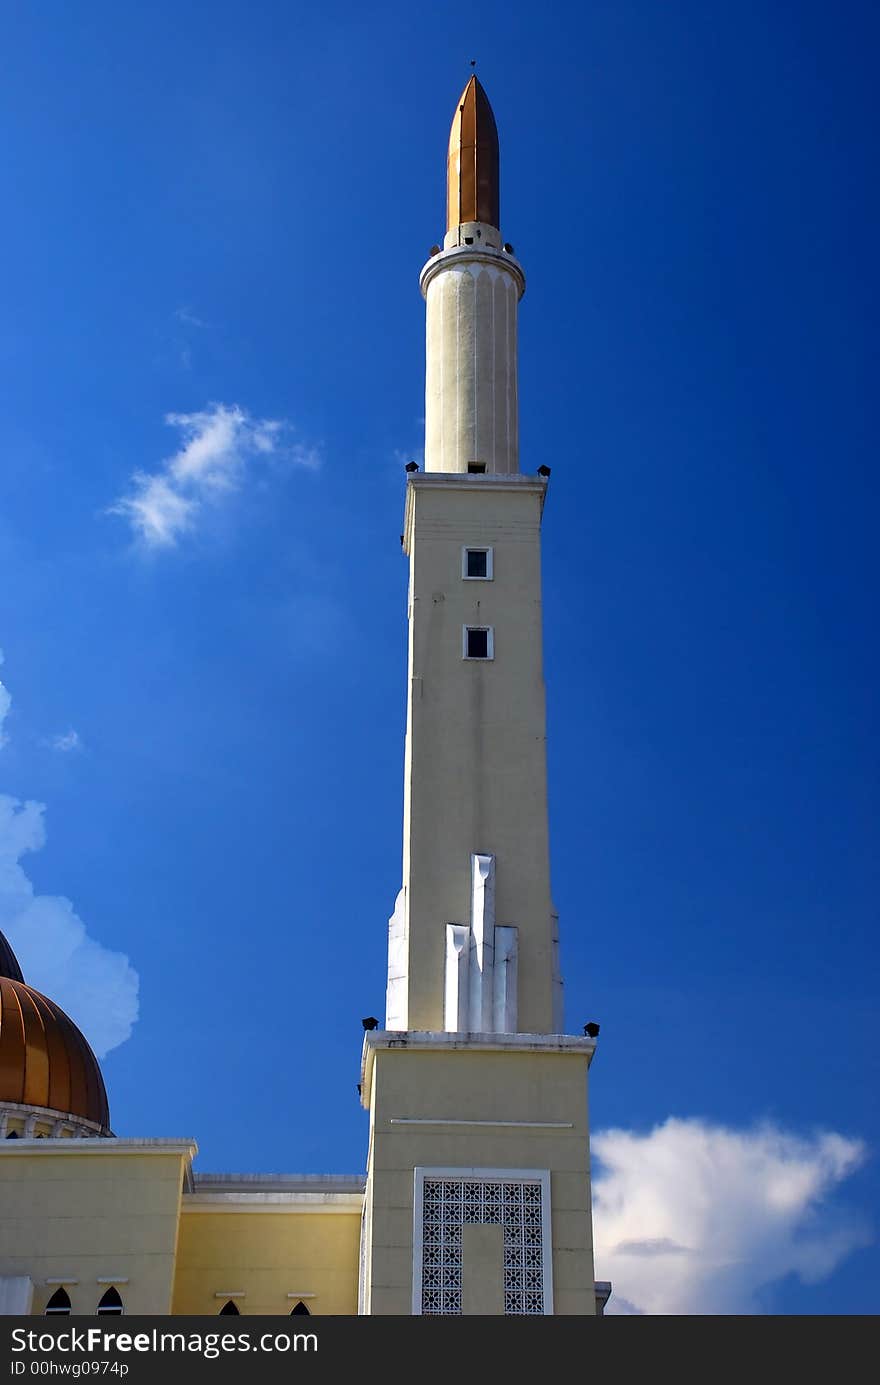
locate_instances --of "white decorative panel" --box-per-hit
[444,924,470,1032]
[468,853,496,1031]
[493,925,518,1033]
[385,888,407,1030]
[0,1276,34,1315]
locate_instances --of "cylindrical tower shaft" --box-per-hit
[420,77,525,476]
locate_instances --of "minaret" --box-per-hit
[386,75,562,1035]
[360,77,598,1317]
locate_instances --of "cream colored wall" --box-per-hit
[462,1224,504,1314]
[363,1044,595,1316]
[397,477,558,1033]
[172,1211,361,1316]
[422,249,523,475]
[0,1143,191,1315]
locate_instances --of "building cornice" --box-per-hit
[419,244,525,301]
[0,1137,198,1158]
[193,1172,365,1193]
[182,1192,363,1215]
[403,472,548,555]
[360,1030,596,1108]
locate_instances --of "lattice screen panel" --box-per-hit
[420,1177,545,1315]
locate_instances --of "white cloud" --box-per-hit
[592,1117,869,1314]
[0,795,139,1059]
[0,649,9,749]
[48,729,82,753]
[109,402,320,549]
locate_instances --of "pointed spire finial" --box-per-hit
[446,74,500,233]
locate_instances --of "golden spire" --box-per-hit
[446,75,500,233]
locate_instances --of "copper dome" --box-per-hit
[0,975,110,1131]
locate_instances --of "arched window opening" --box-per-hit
[97,1287,123,1315]
[44,1288,71,1316]
[290,1301,311,1316]
[218,1300,240,1316]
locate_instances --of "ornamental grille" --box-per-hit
[420,1177,545,1315]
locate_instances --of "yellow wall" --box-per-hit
[172,1210,361,1316]
[399,477,559,1033]
[363,1039,596,1316]
[0,1142,191,1315]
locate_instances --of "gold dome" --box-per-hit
[0,975,110,1131]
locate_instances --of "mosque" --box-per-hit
[0,77,608,1317]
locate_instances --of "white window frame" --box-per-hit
[462,625,494,660]
[412,1167,553,1316]
[461,546,494,581]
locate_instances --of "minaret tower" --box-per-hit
[386,75,561,1036]
[360,76,599,1317]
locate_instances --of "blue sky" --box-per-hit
[0,1,877,1313]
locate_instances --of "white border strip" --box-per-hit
[391,1119,572,1129]
[411,1167,553,1317]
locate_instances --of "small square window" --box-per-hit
[462,547,493,580]
[467,462,486,474]
[463,626,494,660]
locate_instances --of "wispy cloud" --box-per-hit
[0,650,10,749]
[0,796,139,1058]
[174,306,211,329]
[108,402,320,549]
[48,729,82,753]
[592,1117,869,1314]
